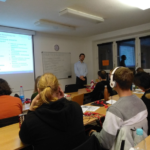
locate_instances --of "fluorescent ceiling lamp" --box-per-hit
[0,0,6,2]
[34,20,76,31]
[59,8,104,24]
[119,0,150,10]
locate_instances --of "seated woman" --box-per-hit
[19,73,87,150]
[134,72,150,135]
[31,76,41,102]
[0,79,22,119]
[91,70,112,101]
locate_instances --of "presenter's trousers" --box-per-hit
[76,77,87,89]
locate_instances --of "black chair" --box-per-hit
[0,116,19,128]
[73,135,108,150]
[64,84,78,93]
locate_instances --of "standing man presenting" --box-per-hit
[74,53,88,89]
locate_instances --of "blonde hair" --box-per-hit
[114,67,133,90]
[34,73,59,109]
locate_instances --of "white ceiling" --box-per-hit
[0,0,150,37]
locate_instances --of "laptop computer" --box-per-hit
[64,84,78,93]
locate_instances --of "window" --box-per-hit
[140,36,150,69]
[97,42,113,70]
[117,39,135,68]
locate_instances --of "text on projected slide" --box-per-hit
[0,32,33,74]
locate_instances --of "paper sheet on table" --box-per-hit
[106,100,117,104]
[81,105,100,113]
[133,91,144,94]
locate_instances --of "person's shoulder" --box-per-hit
[96,82,103,86]
[94,82,103,88]
[24,111,37,125]
[4,95,21,101]
[107,104,122,118]
[75,61,80,64]
[60,98,80,107]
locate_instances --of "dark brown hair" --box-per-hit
[0,79,12,96]
[136,67,144,74]
[79,53,85,57]
[134,72,150,90]
[113,67,133,90]
[98,70,107,79]
[33,76,41,94]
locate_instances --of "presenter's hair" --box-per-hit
[33,73,59,109]
[79,53,85,57]
[0,79,12,96]
[33,76,41,94]
[113,67,133,90]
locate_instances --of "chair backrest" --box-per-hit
[72,94,84,105]
[64,84,78,93]
[73,135,106,150]
[0,116,19,128]
[111,118,148,150]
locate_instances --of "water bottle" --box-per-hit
[104,85,109,101]
[132,84,135,91]
[134,128,146,150]
[20,86,25,104]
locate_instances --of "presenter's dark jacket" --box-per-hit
[19,98,87,150]
[141,89,150,135]
[91,81,112,101]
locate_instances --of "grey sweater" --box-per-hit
[92,95,148,149]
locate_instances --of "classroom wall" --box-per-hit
[12,32,86,98]
[11,22,150,98]
[85,22,150,80]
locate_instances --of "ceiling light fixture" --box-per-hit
[119,0,150,10]
[59,8,104,24]
[34,20,76,31]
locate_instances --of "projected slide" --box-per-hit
[0,32,33,74]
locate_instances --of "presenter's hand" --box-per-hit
[80,76,85,81]
[30,94,40,111]
[80,76,83,80]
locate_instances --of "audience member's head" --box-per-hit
[98,70,107,80]
[129,68,135,76]
[113,67,133,91]
[136,67,144,74]
[0,78,12,96]
[33,76,41,93]
[34,73,60,109]
[134,72,150,91]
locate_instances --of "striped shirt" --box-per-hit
[92,94,148,149]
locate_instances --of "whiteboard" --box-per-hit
[42,52,72,79]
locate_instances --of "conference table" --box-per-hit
[0,91,144,150]
[23,104,30,112]
[83,93,143,126]
[65,88,93,98]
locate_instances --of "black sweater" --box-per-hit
[91,81,112,101]
[19,98,87,150]
[141,89,150,135]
